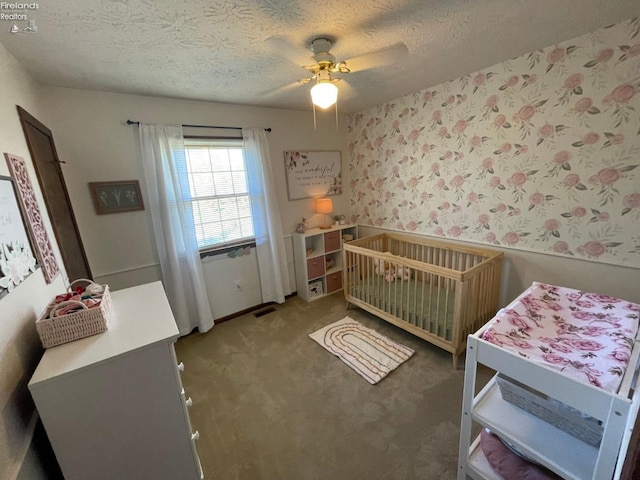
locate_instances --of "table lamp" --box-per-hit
[316,197,333,229]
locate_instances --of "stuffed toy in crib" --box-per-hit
[374,259,395,281]
[396,264,411,281]
[374,259,411,282]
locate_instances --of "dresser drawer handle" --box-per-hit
[186,397,193,408]
[177,362,185,372]
[191,431,200,441]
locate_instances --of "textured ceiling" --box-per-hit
[0,0,638,113]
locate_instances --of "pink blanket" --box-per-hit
[482,282,640,393]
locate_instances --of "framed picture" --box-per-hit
[284,150,342,200]
[0,175,39,298]
[89,180,144,214]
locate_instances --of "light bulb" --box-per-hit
[310,82,338,109]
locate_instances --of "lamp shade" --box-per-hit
[310,82,338,109]
[316,197,333,214]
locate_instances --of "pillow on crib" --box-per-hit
[480,429,561,480]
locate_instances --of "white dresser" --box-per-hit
[28,281,203,480]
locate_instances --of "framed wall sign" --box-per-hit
[284,150,342,200]
[0,175,38,297]
[89,180,145,214]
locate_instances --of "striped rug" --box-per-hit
[309,317,414,385]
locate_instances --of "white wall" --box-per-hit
[0,66,347,477]
[38,87,349,306]
[0,44,68,480]
[201,247,262,319]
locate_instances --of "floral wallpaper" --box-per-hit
[347,18,640,268]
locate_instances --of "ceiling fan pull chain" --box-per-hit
[313,102,317,130]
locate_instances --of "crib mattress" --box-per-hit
[349,277,456,339]
[482,282,640,393]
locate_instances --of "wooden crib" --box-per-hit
[343,232,503,367]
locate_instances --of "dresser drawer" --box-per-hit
[324,230,341,252]
[307,257,324,280]
[326,271,343,293]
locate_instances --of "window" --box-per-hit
[184,139,254,250]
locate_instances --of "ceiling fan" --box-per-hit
[302,38,349,109]
[264,36,409,110]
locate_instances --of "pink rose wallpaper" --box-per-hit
[347,18,640,267]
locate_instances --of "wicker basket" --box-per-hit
[36,279,113,348]
[496,374,603,446]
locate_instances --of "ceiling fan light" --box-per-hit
[310,82,338,109]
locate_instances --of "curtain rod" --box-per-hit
[126,120,271,132]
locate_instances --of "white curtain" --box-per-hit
[138,123,214,335]
[243,128,291,303]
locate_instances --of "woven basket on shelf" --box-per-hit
[496,374,604,446]
[36,279,113,348]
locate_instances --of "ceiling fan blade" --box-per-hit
[344,42,408,73]
[258,80,307,97]
[264,36,312,66]
[337,78,357,101]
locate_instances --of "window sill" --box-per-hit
[199,240,256,259]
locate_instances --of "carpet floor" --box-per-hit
[175,293,493,480]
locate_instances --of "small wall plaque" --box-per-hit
[89,180,144,214]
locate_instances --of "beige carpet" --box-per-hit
[175,293,493,480]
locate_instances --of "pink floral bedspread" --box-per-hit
[482,282,640,393]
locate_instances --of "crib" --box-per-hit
[343,232,503,367]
